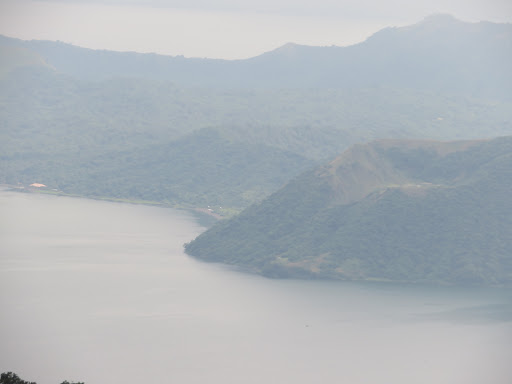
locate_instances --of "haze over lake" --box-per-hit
[1,189,511,384]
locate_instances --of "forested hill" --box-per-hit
[1,14,511,98]
[185,137,512,285]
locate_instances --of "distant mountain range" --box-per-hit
[185,137,512,285]
[1,14,511,214]
[1,14,511,97]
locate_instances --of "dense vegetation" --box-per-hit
[2,20,512,212]
[185,137,512,285]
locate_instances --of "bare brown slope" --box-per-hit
[314,138,485,206]
[0,44,52,78]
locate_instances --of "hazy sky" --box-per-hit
[1,0,511,59]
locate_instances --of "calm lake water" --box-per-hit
[1,189,511,384]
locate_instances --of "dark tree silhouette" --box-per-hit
[0,373,84,384]
[0,372,36,384]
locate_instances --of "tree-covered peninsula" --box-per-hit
[185,137,512,285]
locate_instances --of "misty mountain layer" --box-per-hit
[1,14,511,213]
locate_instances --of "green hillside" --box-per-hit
[2,66,511,212]
[185,137,512,285]
[36,128,313,211]
[1,15,511,214]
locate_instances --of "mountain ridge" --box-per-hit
[1,14,511,97]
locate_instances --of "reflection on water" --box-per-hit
[1,190,511,384]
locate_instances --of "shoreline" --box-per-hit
[1,184,222,227]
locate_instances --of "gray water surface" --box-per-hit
[1,190,511,384]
